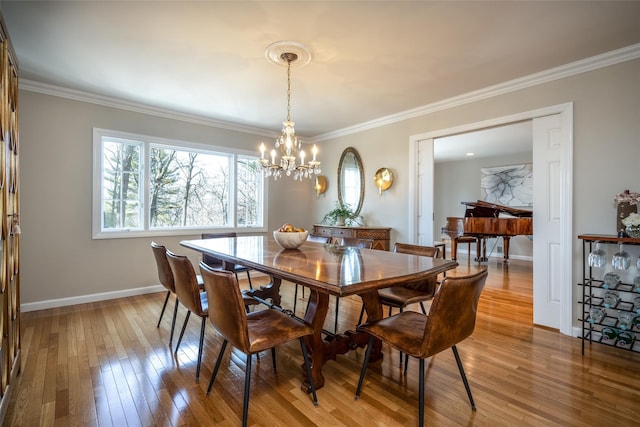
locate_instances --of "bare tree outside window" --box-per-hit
[102,139,141,229]
[95,129,264,236]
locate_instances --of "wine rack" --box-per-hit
[578,234,640,354]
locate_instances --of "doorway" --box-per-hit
[408,103,574,335]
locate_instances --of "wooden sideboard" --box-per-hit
[312,224,391,251]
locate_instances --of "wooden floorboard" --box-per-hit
[4,257,640,426]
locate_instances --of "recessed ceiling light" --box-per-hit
[466,152,475,156]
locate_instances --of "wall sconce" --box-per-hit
[314,175,327,198]
[374,168,393,195]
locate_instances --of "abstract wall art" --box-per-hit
[481,164,533,207]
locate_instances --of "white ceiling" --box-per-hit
[434,120,532,163]
[3,1,640,156]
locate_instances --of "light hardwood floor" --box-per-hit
[4,257,640,426]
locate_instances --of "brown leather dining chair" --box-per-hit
[355,269,488,426]
[200,263,318,427]
[357,242,441,370]
[165,249,210,383]
[201,232,254,289]
[358,242,440,324]
[151,242,203,345]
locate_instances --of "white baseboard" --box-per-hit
[457,249,533,262]
[21,284,165,313]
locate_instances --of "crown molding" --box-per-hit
[20,43,640,142]
[311,43,640,143]
[19,79,276,138]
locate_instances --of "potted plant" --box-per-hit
[321,201,355,226]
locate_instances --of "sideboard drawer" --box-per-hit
[313,224,391,251]
[313,226,351,238]
[354,229,389,240]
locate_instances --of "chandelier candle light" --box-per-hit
[259,43,320,181]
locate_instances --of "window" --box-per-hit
[93,128,265,238]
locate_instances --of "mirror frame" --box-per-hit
[337,147,365,217]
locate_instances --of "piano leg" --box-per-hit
[503,236,511,262]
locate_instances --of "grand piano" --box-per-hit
[443,200,533,262]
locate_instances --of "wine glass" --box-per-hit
[611,243,631,270]
[602,272,620,289]
[588,242,607,268]
[588,307,605,324]
[603,290,620,308]
[618,311,633,331]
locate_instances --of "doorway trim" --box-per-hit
[408,102,573,335]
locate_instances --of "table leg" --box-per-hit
[300,289,383,393]
[302,290,329,392]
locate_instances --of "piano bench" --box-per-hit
[452,236,477,260]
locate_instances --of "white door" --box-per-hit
[416,139,434,246]
[532,113,566,329]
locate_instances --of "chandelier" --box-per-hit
[259,43,320,181]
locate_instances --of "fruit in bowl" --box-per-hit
[273,224,309,249]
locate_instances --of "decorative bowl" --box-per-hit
[273,230,309,249]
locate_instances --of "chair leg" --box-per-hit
[403,354,409,375]
[293,284,299,314]
[175,310,191,353]
[169,298,180,345]
[246,270,253,289]
[242,353,252,427]
[207,340,228,395]
[195,316,206,383]
[419,302,427,314]
[419,358,425,426]
[399,307,404,367]
[299,338,318,406]
[357,304,365,325]
[452,345,476,410]
[355,335,375,399]
[271,347,277,371]
[157,291,171,328]
[334,296,340,334]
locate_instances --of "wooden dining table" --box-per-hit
[181,235,458,392]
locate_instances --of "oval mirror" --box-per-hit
[338,147,364,216]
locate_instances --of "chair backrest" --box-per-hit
[421,269,488,358]
[307,234,330,244]
[166,250,205,315]
[151,242,175,293]
[340,237,373,249]
[394,242,440,292]
[394,242,439,258]
[199,262,250,352]
[201,232,237,267]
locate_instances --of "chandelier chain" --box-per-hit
[286,59,292,122]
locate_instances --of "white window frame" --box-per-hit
[92,128,268,239]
